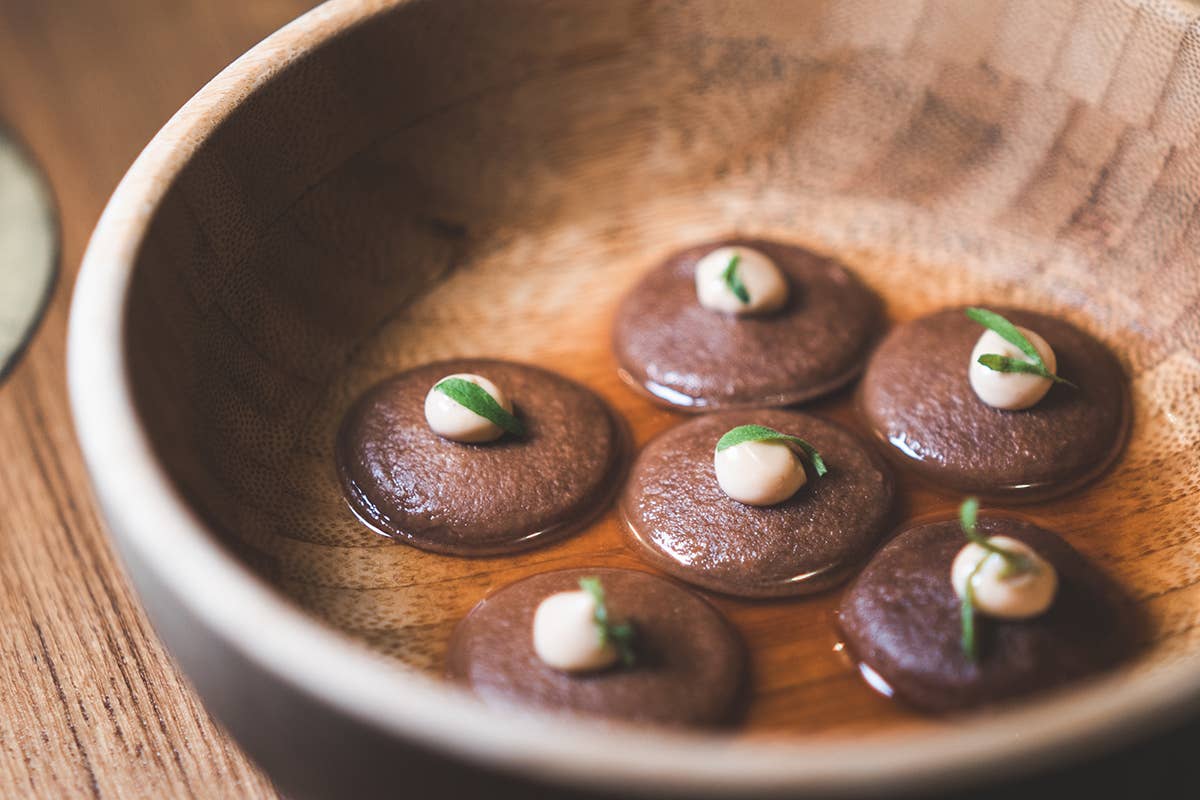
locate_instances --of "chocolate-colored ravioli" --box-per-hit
[612,238,883,410]
[336,359,625,555]
[838,516,1135,713]
[446,568,745,727]
[620,410,894,598]
[858,307,1129,500]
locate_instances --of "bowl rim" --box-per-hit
[67,0,1200,795]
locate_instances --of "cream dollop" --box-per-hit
[531,590,617,673]
[423,373,512,443]
[951,535,1058,619]
[694,246,788,315]
[714,438,807,506]
[968,327,1057,410]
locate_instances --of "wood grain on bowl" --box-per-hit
[62,0,1200,796]
[116,0,1200,738]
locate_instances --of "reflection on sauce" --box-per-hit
[888,432,925,461]
[858,662,896,699]
[857,308,1131,503]
[640,376,700,408]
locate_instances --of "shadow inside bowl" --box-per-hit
[120,0,1200,749]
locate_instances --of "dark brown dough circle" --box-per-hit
[620,409,894,598]
[837,516,1135,713]
[858,307,1129,501]
[336,359,626,555]
[612,238,883,411]
[446,568,745,727]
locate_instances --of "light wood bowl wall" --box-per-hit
[77,0,1200,794]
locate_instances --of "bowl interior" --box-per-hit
[122,0,1200,757]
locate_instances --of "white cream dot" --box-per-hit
[951,535,1058,619]
[424,373,512,443]
[531,590,618,673]
[968,326,1057,410]
[714,438,807,506]
[694,246,788,315]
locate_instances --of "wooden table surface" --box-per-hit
[0,1,316,796]
[2,1,1200,798]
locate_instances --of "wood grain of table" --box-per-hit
[3,1,1200,799]
[0,2,316,796]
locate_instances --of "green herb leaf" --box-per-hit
[965,307,1075,388]
[959,497,1029,574]
[961,557,983,662]
[976,355,1077,387]
[958,497,1034,660]
[965,307,1042,363]
[579,577,637,668]
[433,377,524,436]
[720,253,751,304]
[960,495,979,532]
[715,424,828,477]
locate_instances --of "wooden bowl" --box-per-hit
[69,0,1200,796]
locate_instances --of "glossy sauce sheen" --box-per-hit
[306,244,1137,741]
[859,308,1130,501]
[621,409,894,598]
[613,239,882,410]
[336,359,627,556]
[447,568,745,727]
[839,516,1134,712]
[335,369,938,735]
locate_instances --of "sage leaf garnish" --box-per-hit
[976,354,1067,380]
[579,577,637,668]
[961,558,983,663]
[958,497,1030,662]
[433,377,524,436]
[965,308,1041,362]
[965,307,1076,387]
[716,424,828,477]
[959,497,1028,575]
[721,252,750,304]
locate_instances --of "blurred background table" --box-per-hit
[0,2,316,796]
[1,1,1199,798]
